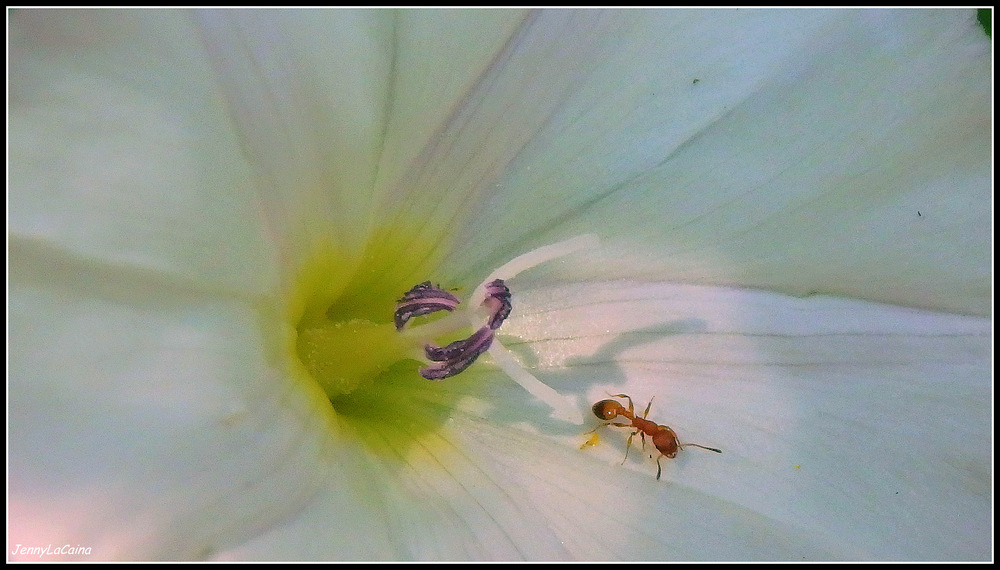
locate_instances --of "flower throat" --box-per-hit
[291,234,598,424]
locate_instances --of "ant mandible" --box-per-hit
[589,394,721,480]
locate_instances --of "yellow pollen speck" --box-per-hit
[580,432,601,449]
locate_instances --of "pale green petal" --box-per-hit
[195,9,398,261]
[421,10,989,316]
[194,9,528,281]
[9,9,274,295]
[371,10,530,206]
[7,243,337,560]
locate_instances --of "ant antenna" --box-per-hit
[682,443,722,453]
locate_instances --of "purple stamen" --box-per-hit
[396,278,513,380]
[482,279,512,330]
[394,281,461,330]
[419,326,495,380]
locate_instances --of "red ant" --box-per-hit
[589,394,721,480]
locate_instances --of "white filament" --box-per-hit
[486,233,599,282]
[472,234,599,306]
[488,343,583,425]
[474,234,598,424]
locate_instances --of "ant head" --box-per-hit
[592,399,624,421]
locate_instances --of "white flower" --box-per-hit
[9,8,991,561]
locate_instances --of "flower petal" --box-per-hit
[9,9,274,295]
[194,9,529,283]
[8,242,337,560]
[402,10,990,316]
[195,9,396,261]
[371,9,530,206]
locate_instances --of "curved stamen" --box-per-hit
[394,234,598,424]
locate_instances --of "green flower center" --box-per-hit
[276,230,595,440]
[285,228,452,401]
[271,228,477,463]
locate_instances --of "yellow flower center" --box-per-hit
[284,227,453,401]
[268,226,483,464]
[272,229,594,452]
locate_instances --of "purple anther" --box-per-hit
[424,336,471,362]
[419,326,495,380]
[394,281,461,330]
[482,279,512,330]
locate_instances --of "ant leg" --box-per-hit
[622,429,639,464]
[656,455,663,480]
[641,396,654,419]
[586,421,631,434]
[609,393,634,415]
